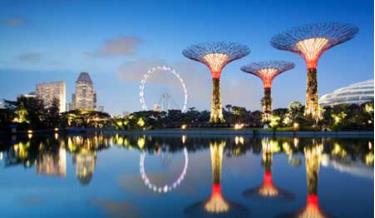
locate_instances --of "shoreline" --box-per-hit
[1,128,373,138]
[104,129,373,138]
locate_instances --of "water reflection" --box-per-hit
[140,147,189,193]
[278,140,327,218]
[73,152,96,185]
[36,147,66,177]
[184,140,250,217]
[243,138,294,201]
[0,134,373,217]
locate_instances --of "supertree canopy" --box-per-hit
[271,22,359,120]
[183,42,250,123]
[241,61,294,122]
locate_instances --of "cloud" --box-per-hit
[18,52,43,63]
[89,36,142,57]
[1,18,26,26]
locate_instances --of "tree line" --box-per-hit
[0,96,373,132]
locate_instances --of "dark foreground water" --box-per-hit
[0,134,373,218]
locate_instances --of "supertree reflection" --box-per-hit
[185,140,250,217]
[243,138,294,200]
[278,140,328,218]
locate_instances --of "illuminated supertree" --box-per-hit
[271,22,359,120]
[185,140,249,217]
[243,138,294,200]
[183,42,250,123]
[241,61,294,122]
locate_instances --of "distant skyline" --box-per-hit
[0,0,373,115]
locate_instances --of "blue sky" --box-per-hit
[0,0,373,115]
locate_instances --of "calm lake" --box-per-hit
[0,134,373,218]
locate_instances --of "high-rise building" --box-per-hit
[72,72,96,110]
[36,81,66,113]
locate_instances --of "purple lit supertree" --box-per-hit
[241,61,294,122]
[271,22,359,120]
[182,42,250,123]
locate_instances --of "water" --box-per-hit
[0,134,373,218]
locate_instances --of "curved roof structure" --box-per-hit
[319,80,374,106]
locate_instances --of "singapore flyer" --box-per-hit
[139,147,189,194]
[139,65,188,112]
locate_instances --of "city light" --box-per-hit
[293,122,299,130]
[234,123,244,130]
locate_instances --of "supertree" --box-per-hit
[271,22,359,120]
[183,42,250,123]
[241,61,294,122]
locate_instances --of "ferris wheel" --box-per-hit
[139,65,188,112]
[139,147,189,194]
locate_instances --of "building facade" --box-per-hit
[319,80,374,106]
[36,81,66,113]
[72,72,97,110]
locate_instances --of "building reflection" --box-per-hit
[243,138,294,200]
[185,140,250,217]
[73,151,96,185]
[36,147,66,177]
[67,136,98,185]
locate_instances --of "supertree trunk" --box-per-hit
[262,87,272,122]
[210,78,225,123]
[210,141,225,185]
[304,144,321,195]
[305,68,319,120]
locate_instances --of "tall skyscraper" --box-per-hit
[36,81,66,113]
[72,72,96,110]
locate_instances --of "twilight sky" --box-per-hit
[0,0,373,115]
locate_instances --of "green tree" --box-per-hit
[45,98,61,128]
[286,101,305,125]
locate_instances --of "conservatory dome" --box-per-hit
[319,80,374,106]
